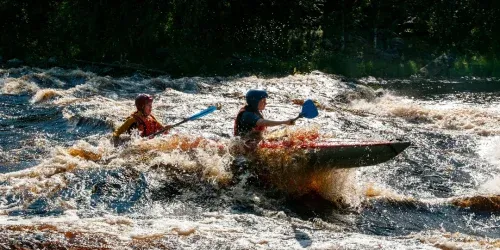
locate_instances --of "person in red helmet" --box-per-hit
[113,94,172,139]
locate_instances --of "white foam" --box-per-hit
[352,93,500,135]
[477,136,500,194]
[1,78,40,94]
[2,69,500,248]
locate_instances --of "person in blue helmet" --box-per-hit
[234,89,295,139]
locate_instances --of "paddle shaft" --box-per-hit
[149,105,218,138]
[150,119,188,137]
[170,118,190,128]
[291,114,303,122]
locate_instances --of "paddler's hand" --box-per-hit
[215,103,222,110]
[162,125,173,134]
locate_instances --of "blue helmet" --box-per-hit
[245,89,268,108]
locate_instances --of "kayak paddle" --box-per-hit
[150,104,221,137]
[292,99,318,122]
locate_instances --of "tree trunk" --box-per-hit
[341,0,345,51]
[374,0,380,50]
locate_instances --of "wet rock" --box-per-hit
[334,84,380,104]
[419,53,456,77]
[7,58,23,67]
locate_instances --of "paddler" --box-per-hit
[113,94,172,140]
[234,89,295,141]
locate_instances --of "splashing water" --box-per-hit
[1,68,499,248]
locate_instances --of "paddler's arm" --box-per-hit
[112,116,137,138]
[156,124,173,135]
[256,118,295,127]
[151,115,172,135]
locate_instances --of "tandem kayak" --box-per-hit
[256,140,411,169]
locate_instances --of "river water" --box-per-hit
[0,67,499,249]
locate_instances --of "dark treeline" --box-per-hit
[1,0,500,77]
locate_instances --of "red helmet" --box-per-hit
[135,94,153,111]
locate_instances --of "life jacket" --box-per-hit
[128,111,163,137]
[234,106,266,137]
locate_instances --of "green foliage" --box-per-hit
[450,55,500,77]
[0,0,499,77]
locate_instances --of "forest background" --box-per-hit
[1,0,499,77]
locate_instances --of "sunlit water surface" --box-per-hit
[0,68,499,249]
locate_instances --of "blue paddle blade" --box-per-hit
[301,99,318,119]
[188,106,217,121]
